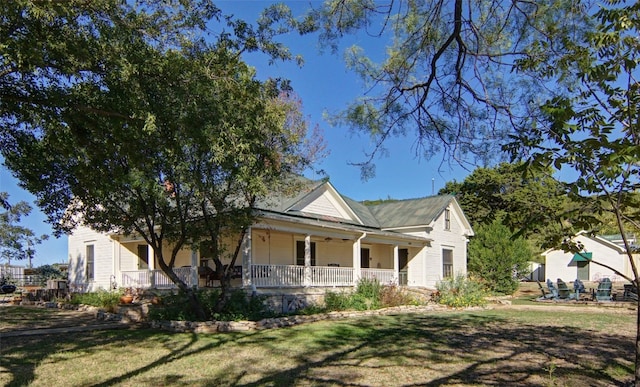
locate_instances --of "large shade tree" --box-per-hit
[505,2,640,384]
[285,0,640,383]
[281,0,593,176]
[0,1,321,318]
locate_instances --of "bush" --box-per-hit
[324,278,406,311]
[34,265,65,287]
[70,290,123,312]
[435,274,487,308]
[147,290,200,321]
[324,290,352,311]
[212,289,274,321]
[148,288,274,322]
[380,284,417,307]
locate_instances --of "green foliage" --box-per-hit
[0,192,48,263]
[323,278,416,311]
[323,290,353,311]
[0,1,323,320]
[291,0,593,176]
[439,162,567,251]
[435,274,487,308]
[468,216,533,295]
[505,2,640,383]
[69,290,123,313]
[34,264,65,287]
[148,289,274,322]
[506,1,640,264]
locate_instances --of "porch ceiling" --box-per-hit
[255,210,431,246]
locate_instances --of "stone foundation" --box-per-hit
[148,304,450,333]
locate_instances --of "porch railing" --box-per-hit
[251,264,396,288]
[251,264,305,287]
[361,268,395,284]
[121,265,398,289]
[121,267,195,288]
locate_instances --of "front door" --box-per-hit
[577,261,589,281]
[361,248,370,268]
[399,248,409,270]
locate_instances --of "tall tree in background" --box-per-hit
[0,192,47,265]
[468,215,533,295]
[290,0,592,176]
[0,1,321,318]
[439,162,568,251]
[506,2,640,384]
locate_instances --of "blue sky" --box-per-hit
[1,1,470,266]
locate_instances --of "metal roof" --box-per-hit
[367,195,456,228]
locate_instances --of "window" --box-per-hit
[444,208,451,230]
[137,245,149,270]
[442,249,453,278]
[296,240,316,266]
[86,245,95,281]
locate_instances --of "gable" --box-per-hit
[287,183,362,224]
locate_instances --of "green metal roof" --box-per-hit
[366,195,455,228]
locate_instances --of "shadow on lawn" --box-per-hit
[218,313,633,386]
[0,311,634,386]
[0,329,243,387]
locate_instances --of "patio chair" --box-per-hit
[573,279,586,300]
[537,280,554,299]
[546,279,559,299]
[556,278,573,299]
[624,283,638,301]
[596,278,613,302]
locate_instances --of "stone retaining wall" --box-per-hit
[147,304,455,333]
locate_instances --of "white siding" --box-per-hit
[407,246,426,286]
[290,187,358,222]
[544,235,627,282]
[68,225,114,291]
[403,206,469,288]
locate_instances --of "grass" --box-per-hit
[0,305,636,386]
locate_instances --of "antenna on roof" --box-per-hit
[432,178,435,195]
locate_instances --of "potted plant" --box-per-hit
[119,288,134,304]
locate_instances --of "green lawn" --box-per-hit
[0,306,635,386]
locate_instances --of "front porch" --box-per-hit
[120,264,408,289]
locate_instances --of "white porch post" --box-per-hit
[148,246,155,270]
[190,249,198,288]
[242,228,252,288]
[353,233,365,285]
[393,245,400,286]
[149,246,156,288]
[304,234,311,287]
[111,238,117,290]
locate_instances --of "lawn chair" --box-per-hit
[624,283,638,301]
[596,278,613,301]
[546,279,559,299]
[573,279,586,300]
[556,278,573,299]
[537,280,554,299]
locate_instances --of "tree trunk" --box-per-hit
[155,255,206,320]
[636,295,640,387]
[214,274,233,313]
